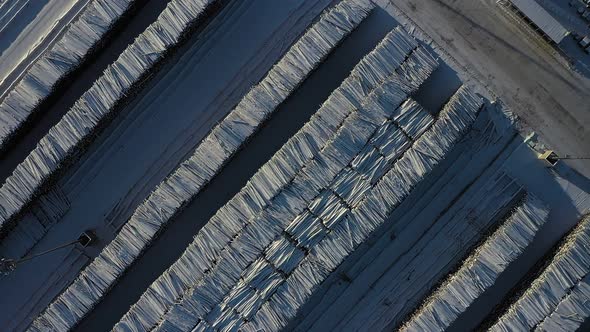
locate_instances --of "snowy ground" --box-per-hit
[0,0,90,100]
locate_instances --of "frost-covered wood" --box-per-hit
[115,27,437,332]
[0,0,136,151]
[0,0,221,236]
[27,1,374,331]
[202,111,415,331]
[121,53,453,332]
[285,102,518,332]
[536,273,590,331]
[491,216,590,332]
[400,194,550,332]
[242,85,483,332]
[332,86,487,331]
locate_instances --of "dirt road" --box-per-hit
[378,0,590,176]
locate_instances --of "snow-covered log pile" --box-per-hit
[491,215,590,332]
[0,0,137,151]
[340,171,525,329]
[27,1,374,331]
[0,0,221,235]
[236,85,482,332]
[536,273,590,331]
[114,51,485,332]
[399,194,550,332]
[113,28,438,332]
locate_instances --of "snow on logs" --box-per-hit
[113,27,435,332]
[0,0,137,151]
[0,0,221,237]
[238,85,483,332]
[114,36,453,332]
[490,215,590,332]
[399,194,550,332]
[27,1,374,331]
[314,171,524,331]
[536,273,590,331]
